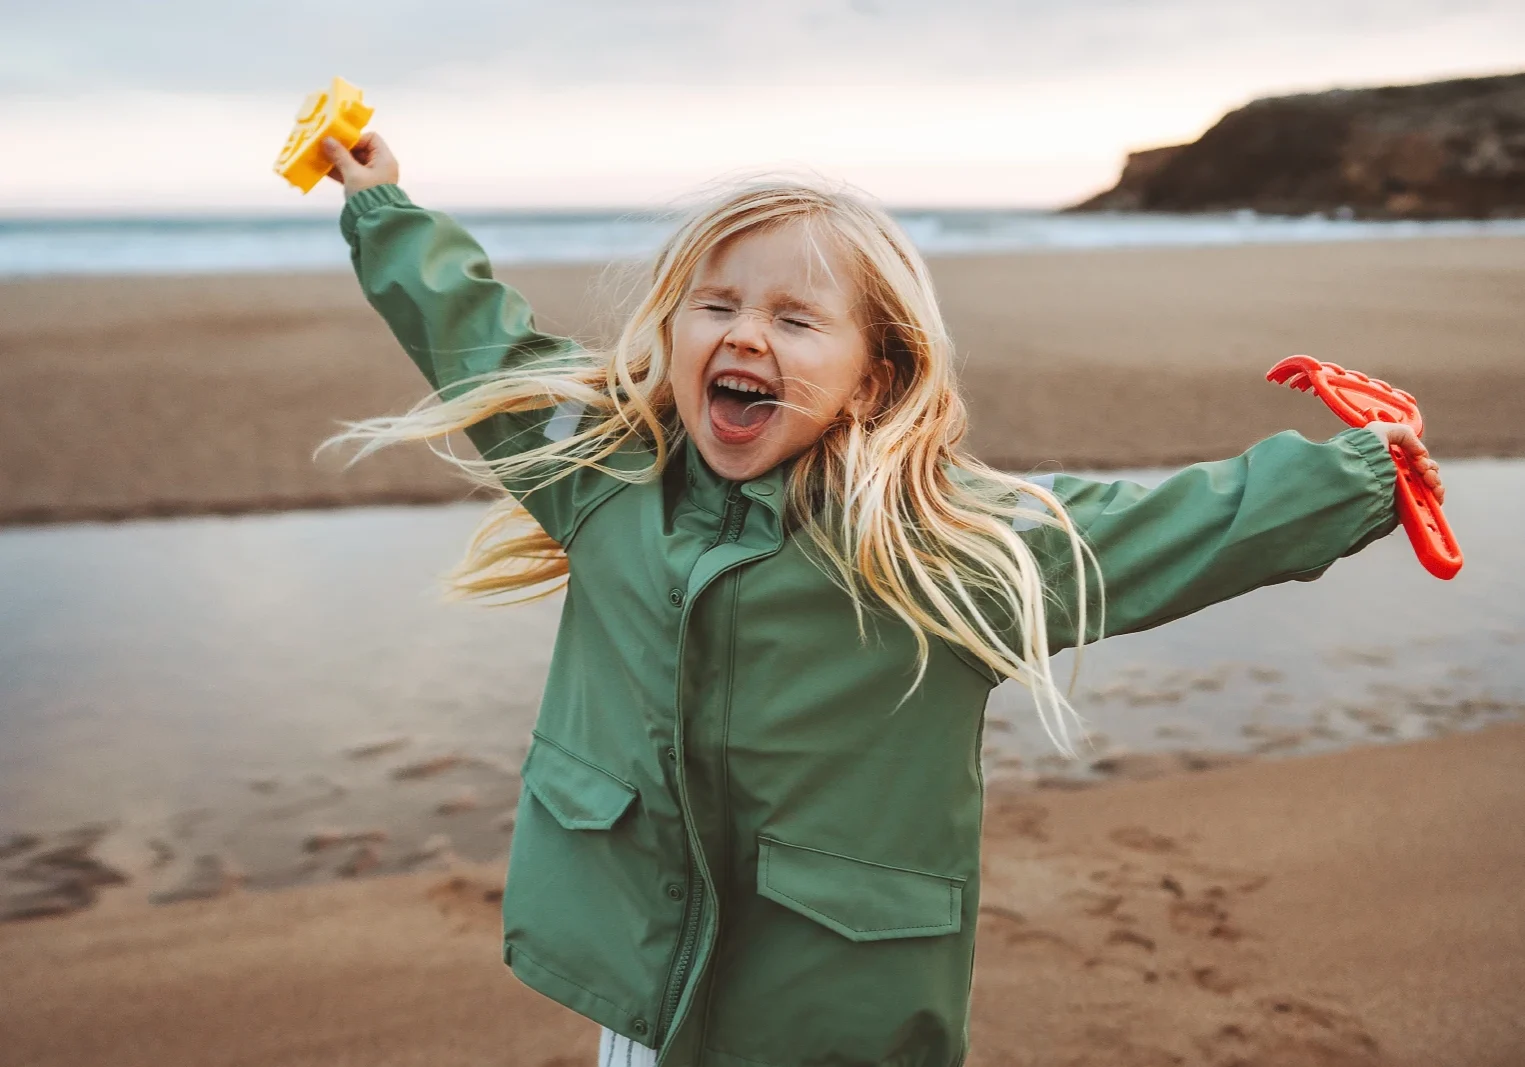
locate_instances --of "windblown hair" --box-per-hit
[321,178,1100,753]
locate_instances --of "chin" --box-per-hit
[700,445,769,482]
[694,433,783,482]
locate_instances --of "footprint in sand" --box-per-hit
[1082,953,1159,984]
[1064,888,1137,924]
[988,801,1051,843]
[1106,928,1156,953]
[980,810,1379,1064]
[1187,962,1240,995]
[1109,826,1181,854]
[1168,896,1245,942]
[976,903,1026,927]
[427,873,504,933]
[1194,997,1381,1066]
[977,905,1087,961]
[1005,928,1089,961]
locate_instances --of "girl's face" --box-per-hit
[670,221,879,482]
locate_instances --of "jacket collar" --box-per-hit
[682,436,788,522]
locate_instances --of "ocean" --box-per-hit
[4,210,1525,277]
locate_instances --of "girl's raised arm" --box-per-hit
[329,136,595,540]
[1027,426,1400,651]
[339,183,573,403]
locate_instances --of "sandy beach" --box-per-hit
[3,235,1524,1065]
[2,722,1521,1067]
[2,236,1523,524]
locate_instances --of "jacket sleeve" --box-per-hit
[1025,427,1399,652]
[339,183,596,542]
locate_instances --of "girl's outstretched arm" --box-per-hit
[1028,427,1405,651]
[327,134,592,539]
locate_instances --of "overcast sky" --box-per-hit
[2,0,1521,212]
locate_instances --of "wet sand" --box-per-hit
[5,460,1522,921]
[3,236,1524,524]
[2,722,1521,1067]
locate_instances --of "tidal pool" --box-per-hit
[2,459,1521,899]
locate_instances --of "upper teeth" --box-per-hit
[714,375,772,395]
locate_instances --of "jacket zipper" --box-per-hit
[713,483,747,547]
[657,482,748,1046]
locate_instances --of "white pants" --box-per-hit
[598,1026,658,1067]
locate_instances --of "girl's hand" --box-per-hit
[322,131,399,196]
[1364,421,1445,504]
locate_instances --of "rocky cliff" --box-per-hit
[1070,72,1525,218]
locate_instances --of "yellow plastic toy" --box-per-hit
[273,77,374,193]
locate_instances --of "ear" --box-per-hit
[846,355,894,421]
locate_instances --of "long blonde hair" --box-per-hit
[322,178,1099,753]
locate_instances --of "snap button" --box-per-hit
[665,883,685,901]
[665,746,677,762]
[632,1018,649,1036]
[667,588,684,607]
[750,483,774,496]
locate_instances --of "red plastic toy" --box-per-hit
[1267,356,1462,580]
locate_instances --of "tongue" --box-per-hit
[712,390,772,429]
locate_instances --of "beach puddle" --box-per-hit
[2,459,1522,916]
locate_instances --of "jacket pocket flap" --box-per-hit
[522,735,637,831]
[756,837,963,943]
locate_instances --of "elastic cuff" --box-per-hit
[339,183,413,248]
[1334,424,1399,516]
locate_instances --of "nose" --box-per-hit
[722,308,770,357]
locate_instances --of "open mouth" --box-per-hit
[707,372,780,444]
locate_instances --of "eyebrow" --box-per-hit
[689,284,831,318]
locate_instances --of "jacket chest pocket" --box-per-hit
[756,837,964,941]
[521,734,638,830]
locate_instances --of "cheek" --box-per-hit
[790,344,869,420]
[669,318,710,402]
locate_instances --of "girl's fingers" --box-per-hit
[358,132,388,163]
[1399,427,1426,457]
[1372,422,1448,502]
[1420,460,1444,503]
[321,137,359,177]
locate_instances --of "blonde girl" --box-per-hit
[320,134,1442,1067]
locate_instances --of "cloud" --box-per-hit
[3,0,1520,95]
[2,0,1519,211]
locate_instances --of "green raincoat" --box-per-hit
[340,184,1399,1067]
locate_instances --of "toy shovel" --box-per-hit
[1267,356,1462,580]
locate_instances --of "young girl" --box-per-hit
[320,134,1443,1067]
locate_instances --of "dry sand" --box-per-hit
[3,236,1523,524]
[2,722,1521,1067]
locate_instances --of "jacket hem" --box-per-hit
[504,942,656,1051]
[699,1042,967,1067]
[699,1046,778,1066]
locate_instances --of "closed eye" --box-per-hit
[779,317,814,329]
